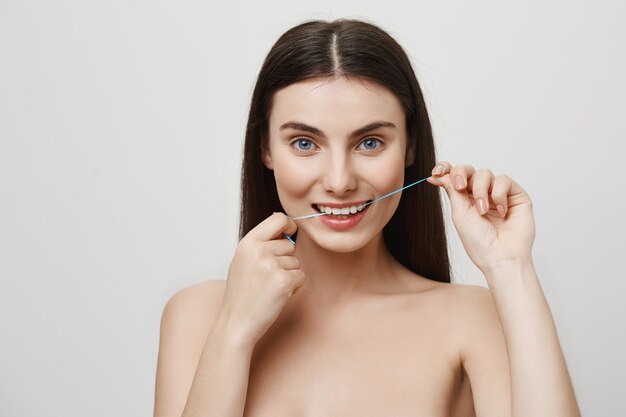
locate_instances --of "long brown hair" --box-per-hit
[239,18,450,283]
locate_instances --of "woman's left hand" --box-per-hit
[427,162,536,275]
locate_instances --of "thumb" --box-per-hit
[429,173,472,212]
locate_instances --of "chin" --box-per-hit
[303,226,378,253]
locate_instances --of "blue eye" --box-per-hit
[358,138,383,151]
[292,138,316,152]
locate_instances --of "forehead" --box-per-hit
[269,77,405,131]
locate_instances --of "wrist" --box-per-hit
[211,312,257,353]
[481,255,534,276]
[481,257,536,289]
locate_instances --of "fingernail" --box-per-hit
[454,176,465,190]
[497,205,506,217]
[477,198,487,214]
[432,166,445,176]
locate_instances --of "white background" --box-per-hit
[1,1,624,415]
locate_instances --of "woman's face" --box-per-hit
[263,76,412,253]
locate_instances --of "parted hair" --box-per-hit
[239,18,450,283]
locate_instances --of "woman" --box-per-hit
[154,19,581,417]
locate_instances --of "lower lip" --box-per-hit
[317,205,370,231]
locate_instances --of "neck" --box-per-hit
[292,231,399,308]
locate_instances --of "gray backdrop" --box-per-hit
[1,1,624,415]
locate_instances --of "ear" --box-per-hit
[404,144,415,168]
[261,142,274,170]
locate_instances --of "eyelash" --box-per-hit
[290,137,384,153]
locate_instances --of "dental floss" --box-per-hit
[283,175,434,244]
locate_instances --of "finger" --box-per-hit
[508,177,529,199]
[431,160,453,177]
[491,175,513,217]
[247,212,298,242]
[431,173,473,212]
[265,239,296,256]
[276,255,300,270]
[426,175,444,187]
[449,164,476,192]
[287,270,306,297]
[427,161,452,187]
[467,168,495,215]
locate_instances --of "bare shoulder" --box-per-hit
[167,278,227,305]
[161,279,227,334]
[439,283,501,334]
[444,282,494,307]
[395,277,499,342]
[154,279,227,417]
[447,282,506,347]
[428,281,491,305]
[166,279,227,311]
[440,283,511,415]
[421,282,503,356]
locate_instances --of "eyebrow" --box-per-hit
[279,120,397,139]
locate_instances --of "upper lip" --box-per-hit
[313,200,371,208]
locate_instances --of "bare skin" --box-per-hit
[237,77,503,415]
[156,269,509,417]
[155,77,512,417]
[243,274,479,417]
[156,76,580,416]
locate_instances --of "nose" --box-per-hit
[321,151,357,195]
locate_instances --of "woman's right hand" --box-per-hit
[216,212,305,347]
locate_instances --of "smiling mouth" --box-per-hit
[311,201,373,217]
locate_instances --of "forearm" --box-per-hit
[485,261,581,417]
[182,314,255,417]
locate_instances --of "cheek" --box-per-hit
[357,150,406,194]
[272,154,316,200]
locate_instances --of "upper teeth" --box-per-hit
[317,203,366,215]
